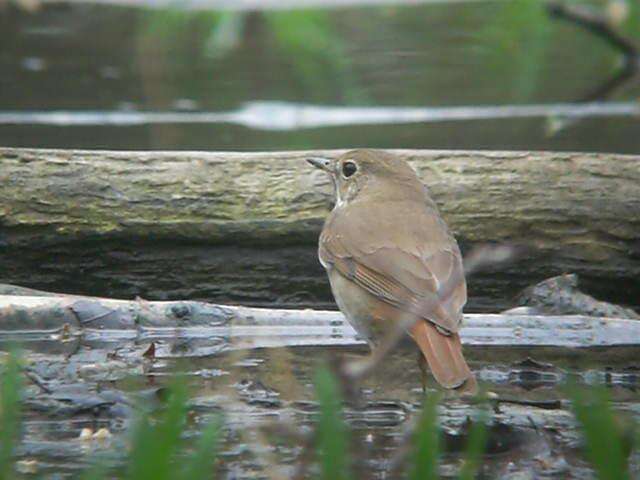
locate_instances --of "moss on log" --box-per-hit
[1,147,639,310]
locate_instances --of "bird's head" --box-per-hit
[307,149,423,206]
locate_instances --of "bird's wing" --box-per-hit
[319,200,466,333]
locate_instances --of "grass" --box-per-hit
[1,351,638,479]
[123,379,221,480]
[314,367,351,480]
[0,351,21,480]
[458,407,489,480]
[409,393,441,480]
[569,385,634,480]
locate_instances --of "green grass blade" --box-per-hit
[458,410,488,480]
[570,387,629,480]
[125,380,189,480]
[181,417,221,480]
[0,351,22,480]
[314,367,350,480]
[409,394,441,480]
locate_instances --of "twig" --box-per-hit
[578,62,638,102]
[493,397,563,411]
[540,1,640,134]
[546,1,640,104]
[546,1,639,58]
[23,370,52,394]
[547,2,640,103]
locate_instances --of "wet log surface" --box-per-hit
[2,290,640,351]
[2,147,640,311]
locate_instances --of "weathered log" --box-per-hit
[1,290,639,351]
[1,147,639,311]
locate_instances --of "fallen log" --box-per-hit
[1,289,639,351]
[1,147,639,311]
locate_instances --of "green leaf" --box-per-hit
[314,367,350,480]
[0,351,22,480]
[570,386,629,480]
[458,410,488,480]
[409,394,441,480]
[125,380,189,480]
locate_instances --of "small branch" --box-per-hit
[580,63,638,102]
[546,1,639,58]
[543,2,640,135]
[23,370,53,394]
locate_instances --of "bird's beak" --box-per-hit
[306,157,335,174]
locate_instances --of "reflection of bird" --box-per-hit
[308,150,476,394]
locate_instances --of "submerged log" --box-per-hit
[1,147,640,310]
[1,288,639,351]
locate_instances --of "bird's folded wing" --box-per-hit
[319,204,466,333]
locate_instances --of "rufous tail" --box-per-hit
[410,320,477,395]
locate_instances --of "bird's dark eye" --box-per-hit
[342,161,357,178]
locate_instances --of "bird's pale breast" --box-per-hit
[328,268,416,345]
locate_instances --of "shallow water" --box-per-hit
[3,325,640,478]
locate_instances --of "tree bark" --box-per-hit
[1,147,639,311]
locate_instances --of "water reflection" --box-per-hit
[0,0,638,151]
[1,100,638,129]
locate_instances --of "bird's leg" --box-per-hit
[417,350,428,395]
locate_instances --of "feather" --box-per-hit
[410,320,476,394]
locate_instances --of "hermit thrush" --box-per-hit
[308,149,476,394]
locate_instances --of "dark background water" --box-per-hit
[1,0,639,152]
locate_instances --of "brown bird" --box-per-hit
[308,149,476,394]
